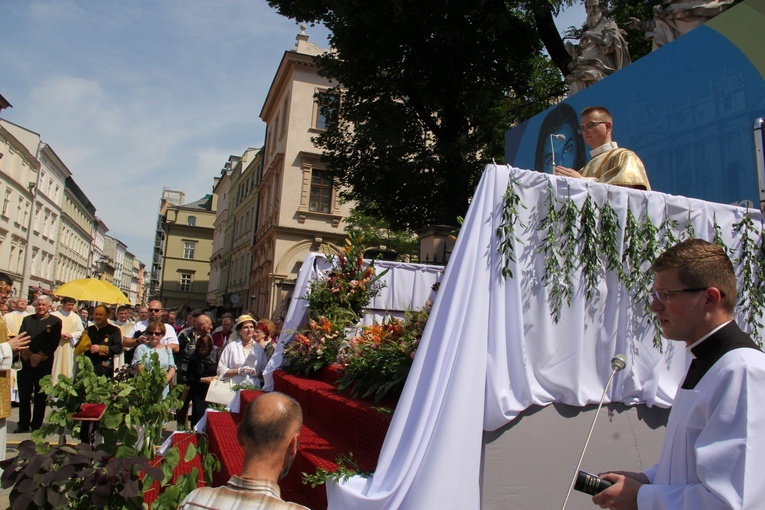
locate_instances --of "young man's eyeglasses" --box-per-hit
[577,121,608,134]
[650,287,725,303]
[148,308,162,313]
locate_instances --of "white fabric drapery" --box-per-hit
[326,165,764,509]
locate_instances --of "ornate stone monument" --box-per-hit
[628,0,736,51]
[565,0,632,94]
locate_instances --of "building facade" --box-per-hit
[225,148,261,315]
[55,177,96,286]
[251,29,353,319]
[0,120,39,294]
[207,159,234,313]
[0,115,140,299]
[156,192,216,311]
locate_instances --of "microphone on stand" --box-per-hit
[560,354,627,510]
[549,133,566,170]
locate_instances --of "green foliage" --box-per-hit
[41,354,183,459]
[147,436,219,510]
[496,177,526,279]
[284,234,387,376]
[557,191,580,305]
[344,208,419,261]
[302,453,371,489]
[497,175,765,352]
[22,355,216,508]
[539,182,567,323]
[734,214,764,345]
[38,356,111,438]
[598,198,624,281]
[505,54,568,122]
[0,440,159,510]
[601,0,664,61]
[282,312,358,376]
[268,0,547,231]
[577,194,600,300]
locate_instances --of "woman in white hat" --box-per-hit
[216,314,267,387]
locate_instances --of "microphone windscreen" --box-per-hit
[611,354,627,371]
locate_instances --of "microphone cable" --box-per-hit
[560,355,627,510]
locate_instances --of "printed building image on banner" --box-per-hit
[505,1,765,207]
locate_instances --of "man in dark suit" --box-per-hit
[16,294,61,432]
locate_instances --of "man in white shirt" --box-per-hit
[125,300,179,354]
[593,239,765,509]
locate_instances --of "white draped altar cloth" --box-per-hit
[326,165,764,509]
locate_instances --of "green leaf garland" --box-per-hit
[496,177,525,279]
[495,173,765,350]
[578,194,601,300]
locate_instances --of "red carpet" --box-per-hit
[205,369,395,510]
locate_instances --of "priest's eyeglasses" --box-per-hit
[650,287,725,303]
[577,121,607,134]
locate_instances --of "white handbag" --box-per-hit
[205,377,235,405]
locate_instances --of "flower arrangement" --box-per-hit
[303,233,387,317]
[283,233,434,401]
[283,312,355,376]
[283,233,386,376]
[336,304,431,401]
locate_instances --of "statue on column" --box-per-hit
[565,0,632,94]
[628,0,736,51]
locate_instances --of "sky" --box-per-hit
[0,0,584,266]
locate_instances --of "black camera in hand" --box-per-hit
[574,471,613,495]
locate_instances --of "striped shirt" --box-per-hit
[178,476,309,510]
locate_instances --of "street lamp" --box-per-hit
[94,257,108,279]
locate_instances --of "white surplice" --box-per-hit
[639,348,765,509]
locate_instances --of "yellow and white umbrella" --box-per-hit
[54,278,130,305]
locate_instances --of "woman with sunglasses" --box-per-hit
[132,320,176,398]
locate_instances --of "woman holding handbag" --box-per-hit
[186,335,218,426]
[216,315,267,388]
[132,320,176,398]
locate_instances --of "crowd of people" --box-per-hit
[0,294,286,432]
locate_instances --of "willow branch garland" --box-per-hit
[621,207,642,295]
[557,187,579,309]
[598,198,624,284]
[539,182,566,323]
[659,206,680,251]
[733,214,763,345]
[577,194,601,300]
[496,176,526,279]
